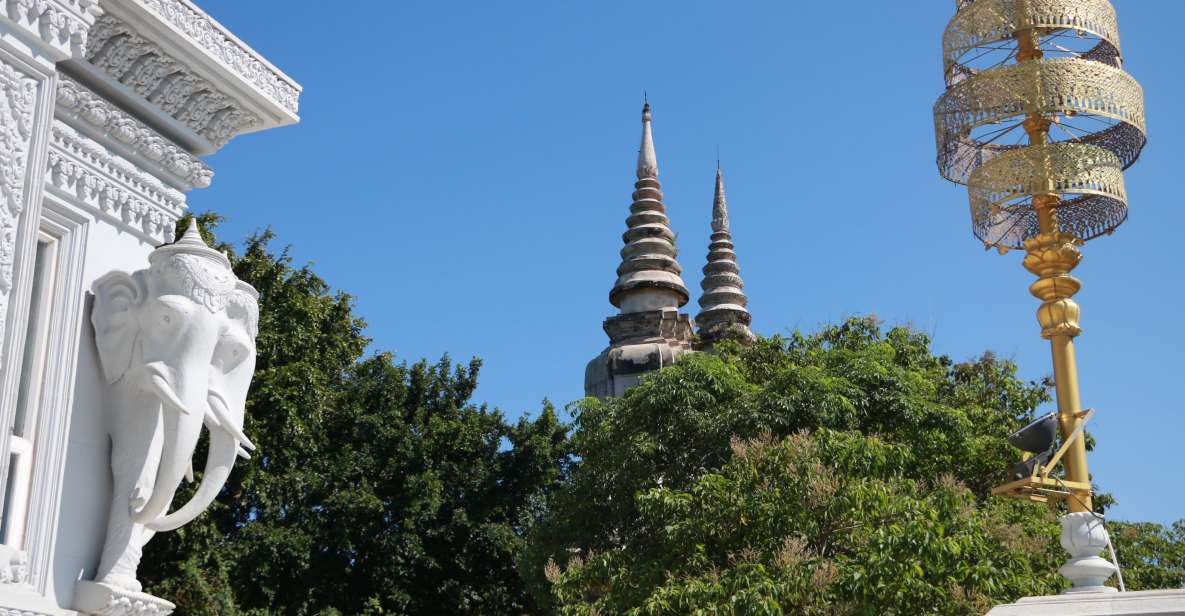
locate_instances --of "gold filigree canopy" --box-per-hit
[934,0,1146,249]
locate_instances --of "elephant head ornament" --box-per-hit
[90,221,258,591]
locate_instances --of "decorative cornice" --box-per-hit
[137,0,299,115]
[85,13,261,149]
[52,122,184,208]
[55,76,211,190]
[48,122,183,243]
[2,0,99,59]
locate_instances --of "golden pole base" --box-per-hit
[1023,230,1092,513]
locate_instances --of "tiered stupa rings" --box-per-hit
[933,0,1146,249]
[609,103,690,312]
[695,166,753,344]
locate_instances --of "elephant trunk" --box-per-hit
[130,362,205,525]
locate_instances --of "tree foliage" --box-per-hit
[140,214,570,615]
[526,319,1185,614]
[138,217,1182,614]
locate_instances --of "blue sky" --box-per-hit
[191,1,1184,525]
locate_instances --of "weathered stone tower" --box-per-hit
[584,102,695,398]
[694,165,754,346]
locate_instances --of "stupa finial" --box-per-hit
[712,165,729,234]
[637,100,658,179]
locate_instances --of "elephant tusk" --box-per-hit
[142,366,192,416]
[145,426,238,533]
[236,446,251,460]
[207,390,256,451]
[185,461,195,483]
[204,405,222,428]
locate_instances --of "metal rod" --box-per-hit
[1015,19,1093,513]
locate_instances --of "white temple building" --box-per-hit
[0,1,299,613]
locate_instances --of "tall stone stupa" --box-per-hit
[584,102,695,398]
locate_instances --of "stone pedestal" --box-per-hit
[987,590,1185,615]
[1059,512,1118,594]
[585,307,694,398]
[988,514,1184,615]
[74,581,175,616]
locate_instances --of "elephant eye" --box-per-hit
[213,336,252,372]
[153,295,192,331]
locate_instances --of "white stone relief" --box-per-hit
[0,547,28,586]
[0,59,37,369]
[137,0,299,114]
[86,221,258,598]
[85,14,261,148]
[74,581,174,616]
[2,0,97,57]
[55,77,211,190]
[47,124,182,243]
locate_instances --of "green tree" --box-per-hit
[1108,521,1185,591]
[527,318,1184,614]
[140,214,570,615]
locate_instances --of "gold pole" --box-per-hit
[1016,23,1092,513]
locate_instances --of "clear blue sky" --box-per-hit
[190,1,1183,525]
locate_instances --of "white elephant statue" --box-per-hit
[88,220,258,593]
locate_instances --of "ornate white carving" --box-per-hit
[1059,512,1118,594]
[55,77,212,190]
[0,59,37,370]
[1,0,98,58]
[74,581,174,616]
[138,0,299,114]
[47,123,182,243]
[0,546,29,586]
[88,221,258,594]
[85,13,262,148]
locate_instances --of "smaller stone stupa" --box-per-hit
[694,164,754,346]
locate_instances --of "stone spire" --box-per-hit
[586,101,695,398]
[608,102,690,313]
[695,164,754,345]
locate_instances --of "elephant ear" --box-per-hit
[91,270,146,384]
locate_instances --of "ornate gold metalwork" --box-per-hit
[933,0,1148,514]
[935,58,1146,187]
[944,0,1121,75]
[968,143,1126,247]
[1023,230,1083,338]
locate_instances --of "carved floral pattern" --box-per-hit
[90,594,173,616]
[48,123,181,243]
[2,0,96,57]
[0,59,37,368]
[159,253,234,313]
[138,0,299,114]
[74,581,175,616]
[85,14,262,148]
[55,77,212,190]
